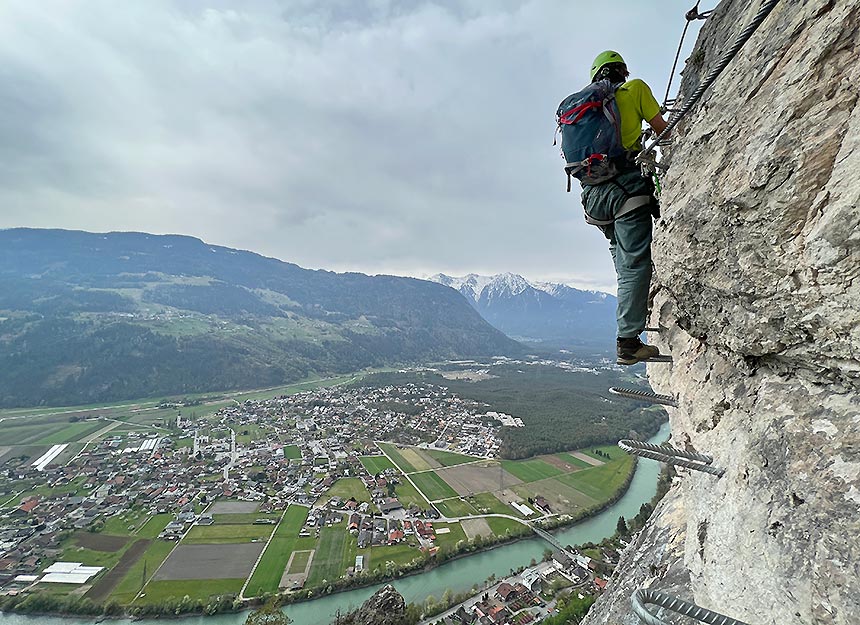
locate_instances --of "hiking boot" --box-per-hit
[617,337,660,365]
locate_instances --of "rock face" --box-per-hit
[584,2,860,625]
[330,585,409,625]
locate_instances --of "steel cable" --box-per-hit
[639,0,782,163]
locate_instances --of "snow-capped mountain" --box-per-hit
[428,273,617,349]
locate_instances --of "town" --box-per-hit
[0,377,637,621]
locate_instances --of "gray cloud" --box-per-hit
[0,1,702,292]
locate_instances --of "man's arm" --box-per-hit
[647,113,668,136]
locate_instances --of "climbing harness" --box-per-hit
[638,0,783,166]
[584,194,652,227]
[618,440,725,477]
[632,589,751,625]
[610,386,678,408]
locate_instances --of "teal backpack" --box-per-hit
[556,79,626,190]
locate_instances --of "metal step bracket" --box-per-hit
[632,589,751,625]
[609,386,678,407]
[618,440,725,477]
[643,355,673,363]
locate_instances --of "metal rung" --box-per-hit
[632,589,750,625]
[609,387,678,407]
[619,440,725,477]
[643,355,673,363]
[644,327,663,332]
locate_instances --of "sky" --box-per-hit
[0,1,704,293]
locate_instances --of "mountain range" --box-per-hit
[0,229,521,408]
[429,273,617,349]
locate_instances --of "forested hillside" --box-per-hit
[359,365,666,459]
[0,229,521,407]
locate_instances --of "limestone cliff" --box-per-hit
[584,1,860,624]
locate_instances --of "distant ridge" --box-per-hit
[0,228,522,407]
[428,272,617,350]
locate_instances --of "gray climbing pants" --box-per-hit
[601,208,652,338]
[580,170,655,339]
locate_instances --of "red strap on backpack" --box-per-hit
[558,101,602,125]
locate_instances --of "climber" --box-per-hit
[557,51,669,365]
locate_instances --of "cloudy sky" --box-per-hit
[0,1,703,293]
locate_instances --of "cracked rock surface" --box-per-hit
[583,1,860,624]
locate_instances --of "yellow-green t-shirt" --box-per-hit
[615,78,661,151]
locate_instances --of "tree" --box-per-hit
[244,599,292,625]
[616,515,628,535]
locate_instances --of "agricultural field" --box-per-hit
[208,500,259,514]
[109,538,175,604]
[212,512,281,525]
[320,477,372,505]
[87,539,155,603]
[431,522,467,551]
[60,538,127,569]
[33,420,108,445]
[377,443,479,476]
[360,455,396,475]
[182,523,273,544]
[134,514,173,539]
[283,444,302,460]
[485,516,529,537]
[376,442,419,473]
[460,517,493,540]
[554,452,597,470]
[394,479,428,509]
[511,478,596,511]
[433,462,523,496]
[434,497,477,518]
[397,443,634,517]
[469,492,520,517]
[137,578,244,605]
[367,543,421,568]
[102,509,151,535]
[305,523,355,587]
[554,455,634,499]
[152,543,265,581]
[424,448,478,467]
[245,506,311,596]
[411,471,459,501]
[72,532,128,553]
[500,458,566,483]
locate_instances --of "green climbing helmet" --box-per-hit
[590,50,626,81]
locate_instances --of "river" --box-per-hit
[0,421,669,625]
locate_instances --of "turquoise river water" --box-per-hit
[0,421,669,625]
